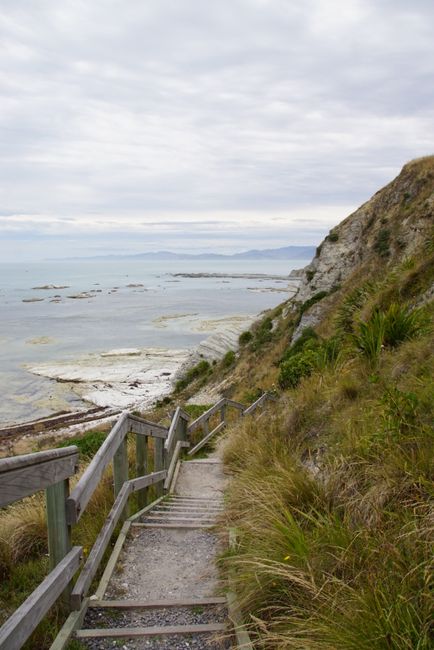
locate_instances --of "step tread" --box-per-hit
[88,597,227,609]
[76,623,226,638]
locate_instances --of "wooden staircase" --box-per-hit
[0,394,274,649]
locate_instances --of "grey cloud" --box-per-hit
[0,0,433,260]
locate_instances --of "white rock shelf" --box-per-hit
[27,348,190,410]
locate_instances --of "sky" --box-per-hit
[0,0,433,262]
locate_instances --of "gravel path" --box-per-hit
[77,458,231,649]
[106,528,221,601]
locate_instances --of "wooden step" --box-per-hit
[155,504,223,510]
[131,522,214,529]
[76,623,226,638]
[88,597,227,609]
[144,514,216,521]
[169,496,223,501]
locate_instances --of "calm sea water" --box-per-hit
[0,258,308,426]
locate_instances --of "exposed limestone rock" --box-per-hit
[290,157,434,342]
[296,157,434,307]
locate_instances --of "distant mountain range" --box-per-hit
[63,246,315,261]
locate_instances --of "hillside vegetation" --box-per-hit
[214,157,434,648]
[0,157,432,649]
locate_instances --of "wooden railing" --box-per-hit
[0,391,275,649]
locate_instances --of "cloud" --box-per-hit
[0,0,433,260]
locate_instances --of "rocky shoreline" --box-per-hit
[1,275,303,445]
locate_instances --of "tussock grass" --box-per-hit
[222,315,434,648]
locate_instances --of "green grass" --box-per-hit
[175,359,211,392]
[58,429,107,458]
[220,234,434,648]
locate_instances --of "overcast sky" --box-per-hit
[1,0,433,261]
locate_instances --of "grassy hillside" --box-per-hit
[215,159,434,648]
[0,157,432,649]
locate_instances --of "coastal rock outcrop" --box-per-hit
[292,156,434,338]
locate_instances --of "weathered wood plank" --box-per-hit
[188,421,226,456]
[164,407,190,453]
[164,407,181,456]
[135,434,148,509]
[131,523,213,529]
[224,398,246,411]
[154,504,223,511]
[164,440,189,490]
[187,398,226,433]
[0,446,78,473]
[169,496,223,501]
[154,437,164,498]
[127,495,166,523]
[66,413,128,524]
[0,547,82,650]
[49,597,89,650]
[243,392,273,415]
[169,460,181,494]
[76,623,226,638]
[129,470,167,492]
[128,414,168,439]
[46,480,72,569]
[94,521,131,600]
[113,436,129,522]
[89,597,227,609]
[144,515,216,523]
[70,482,131,610]
[227,591,254,649]
[0,447,78,508]
[46,479,72,606]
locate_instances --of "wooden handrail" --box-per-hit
[188,421,226,456]
[128,414,169,438]
[1,390,277,647]
[0,446,79,508]
[164,406,189,452]
[0,547,82,650]
[66,413,129,524]
[187,398,227,433]
[164,441,190,489]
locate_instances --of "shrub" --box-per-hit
[306,270,316,283]
[239,330,253,345]
[335,282,376,333]
[374,228,391,257]
[183,403,213,419]
[175,360,211,392]
[382,302,429,347]
[222,350,236,368]
[299,291,328,318]
[58,430,106,459]
[352,303,428,362]
[281,327,319,363]
[327,231,339,242]
[251,317,274,350]
[278,349,318,389]
[352,310,386,362]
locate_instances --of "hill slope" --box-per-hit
[174,156,434,649]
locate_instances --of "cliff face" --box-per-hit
[296,156,434,304]
[292,156,434,338]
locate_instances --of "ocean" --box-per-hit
[0,258,308,426]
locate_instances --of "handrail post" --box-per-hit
[154,438,164,498]
[113,437,129,522]
[178,413,188,443]
[135,434,148,509]
[45,478,72,608]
